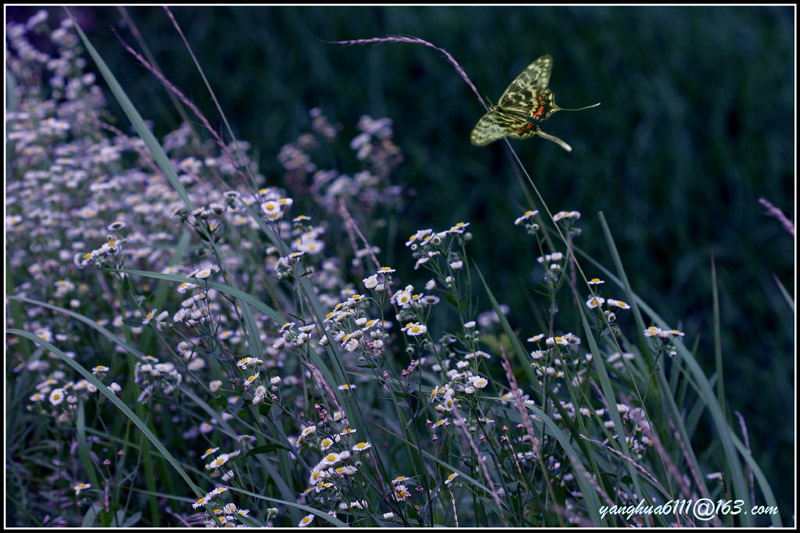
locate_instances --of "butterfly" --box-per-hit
[470,55,600,151]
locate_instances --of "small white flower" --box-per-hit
[192,496,209,509]
[201,447,219,459]
[468,376,488,389]
[205,453,230,470]
[49,388,66,406]
[73,482,91,495]
[142,309,158,325]
[344,338,360,352]
[644,326,662,337]
[337,465,358,476]
[393,484,411,501]
[402,322,427,336]
[514,209,538,225]
[192,265,219,280]
[585,296,605,309]
[320,452,341,467]
[607,299,631,309]
[351,441,372,453]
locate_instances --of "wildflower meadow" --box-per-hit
[5,7,794,529]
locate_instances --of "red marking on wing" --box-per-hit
[532,96,545,120]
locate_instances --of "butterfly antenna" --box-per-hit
[535,129,573,152]
[554,102,601,112]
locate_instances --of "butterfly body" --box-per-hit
[470,55,598,151]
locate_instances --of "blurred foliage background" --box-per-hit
[7,5,795,519]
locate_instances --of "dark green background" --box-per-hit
[8,5,795,521]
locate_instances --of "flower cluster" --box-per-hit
[192,485,252,527]
[277,108,404,224]
[133,356,183,399]
[319,292,389,358]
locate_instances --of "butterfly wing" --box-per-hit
[470,108,540,146]
[496,55,553,117]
